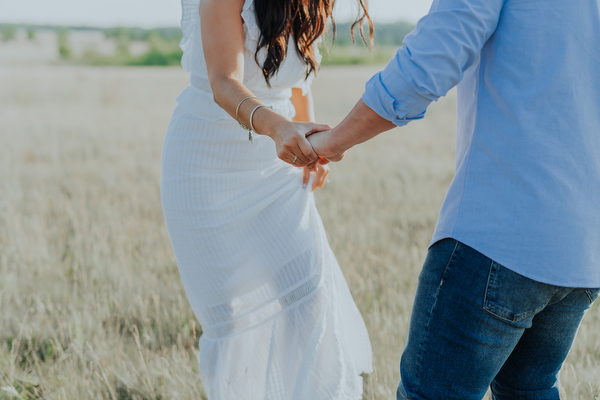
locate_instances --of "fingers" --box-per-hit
[276,122,330,167]
[286,136,319,168]
[305,160,319,171]
[280,144,307,166]
[324,152,345,162]
[296,135,319,163]
[302,167,311,189]
[283,147,341,166]
[312,164,330,191]
[299,164,330,191]
[285,144,310,167]
[305,124,332,136]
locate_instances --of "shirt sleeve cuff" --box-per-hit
[362,70,426,127]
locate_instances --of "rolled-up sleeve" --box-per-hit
[362,0,505,126]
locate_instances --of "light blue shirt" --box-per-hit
[362,0,600,287]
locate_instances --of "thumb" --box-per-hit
[305,124,332,136]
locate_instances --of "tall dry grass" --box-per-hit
[0,65,598,400]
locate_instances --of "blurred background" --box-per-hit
[0,0,429,66]
[2,1,599,400]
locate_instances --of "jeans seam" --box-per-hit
[483,260,496,317]
[414,239,460,394]
[585,289,595,304]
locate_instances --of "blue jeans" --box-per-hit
[397,239,600,400]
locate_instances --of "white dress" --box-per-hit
[160,1,373,399]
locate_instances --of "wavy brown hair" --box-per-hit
[254,0,373,86]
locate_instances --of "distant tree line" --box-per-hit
[0,21,415,66]
[317,20,415,65]
[88,27,184,66]
[103,26,183,43]
[331,20,415,47]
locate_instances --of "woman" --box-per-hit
[161,0,373,398]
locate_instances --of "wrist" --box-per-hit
[258,111,289,139]
[326,128,351,156]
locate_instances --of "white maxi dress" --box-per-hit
[160,1,373,399]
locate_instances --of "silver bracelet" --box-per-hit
[235,96,258,132]
[248,104,272,143]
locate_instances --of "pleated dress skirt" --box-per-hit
[160,99,372,400]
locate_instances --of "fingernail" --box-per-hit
[302,183,307,189]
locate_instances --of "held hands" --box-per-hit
[266,120,336,191]
[267,120,344,192]
[268,121,332,167]
[305,129,345,163]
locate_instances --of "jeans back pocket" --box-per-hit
[483,261,562,328]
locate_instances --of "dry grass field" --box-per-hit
[1,64,599,400]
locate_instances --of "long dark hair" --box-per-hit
[254,0,373,86]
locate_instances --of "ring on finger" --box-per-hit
[292,155,298,164]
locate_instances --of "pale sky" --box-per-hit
[0,0,433,28]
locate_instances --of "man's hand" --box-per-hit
[307,99,397,166]
[306,129,346,163]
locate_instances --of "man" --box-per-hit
[307,0,600,398]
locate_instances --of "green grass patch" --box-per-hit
[0,24,17,42]
[78,30,183,67]
[320,45,397,66]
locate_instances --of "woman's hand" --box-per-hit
[302,163,330,191]
[267,120,332,167]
